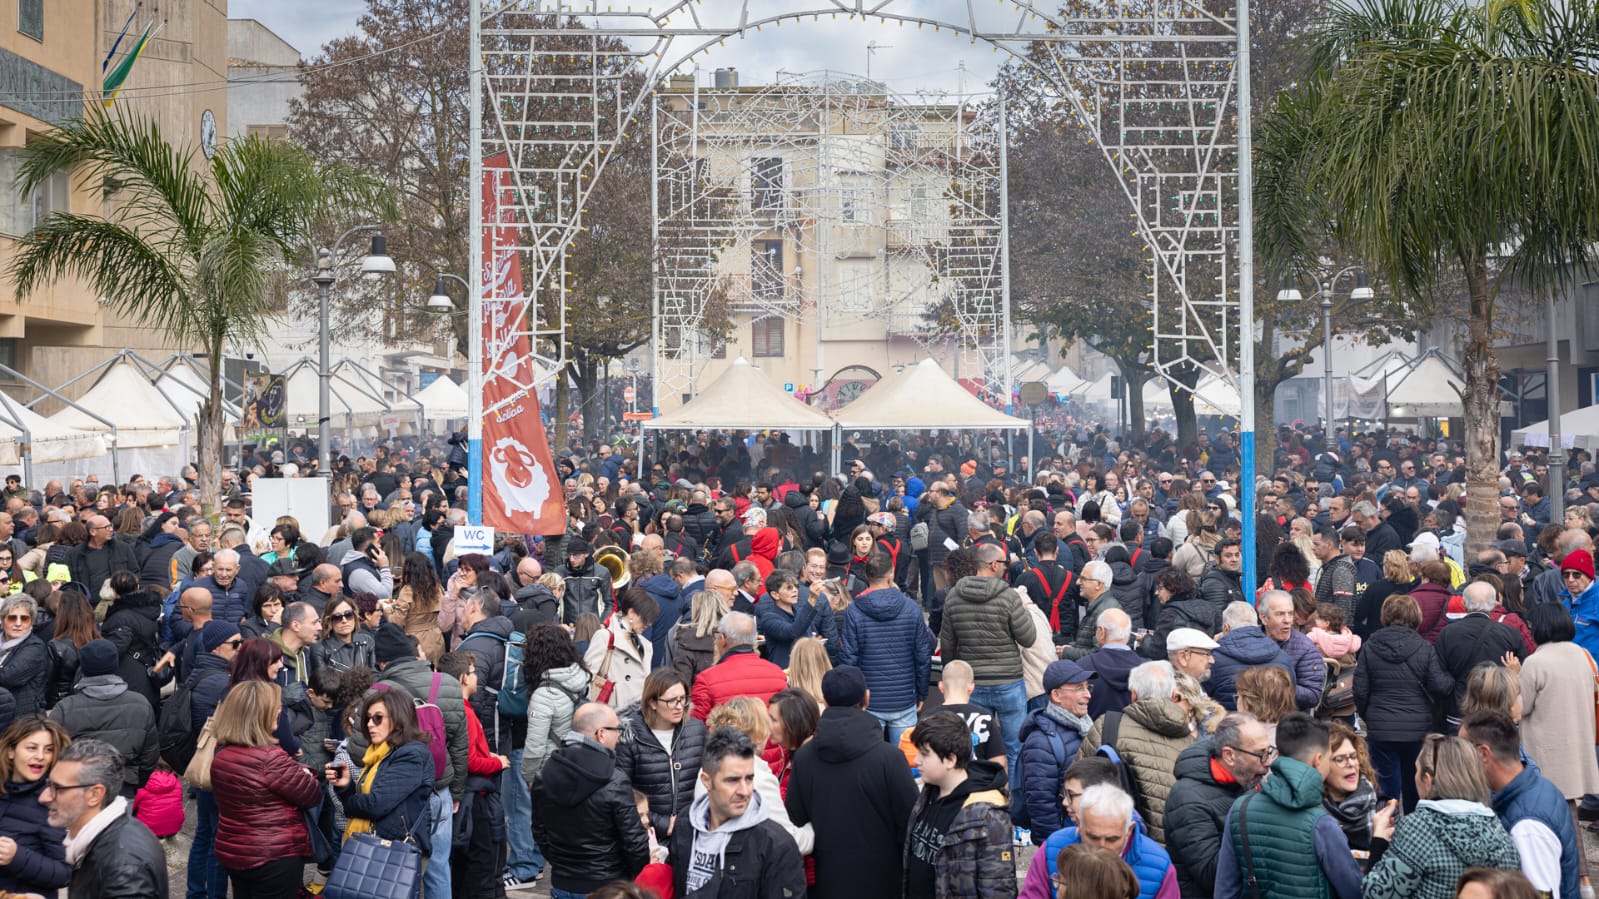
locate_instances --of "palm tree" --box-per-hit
[1259,0,1599,552]
[9,109,393,514]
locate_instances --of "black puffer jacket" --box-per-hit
[556,559,613,626]
[0,632,47,716]
[48,675,160,794]
[1354,625,1453,742]
[1107,559,1151,630]
[0,776,70,894]
[680,503,718,556]
[1197,566,1243,610]
[100,590,165,708]
[69,809,168,899]
[614,709,708,835]
[531,737,651,895]
[1163,739,1246,899]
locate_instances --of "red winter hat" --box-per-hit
[1561,550,1596,580]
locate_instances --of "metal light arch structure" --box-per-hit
[468,0,1257,588]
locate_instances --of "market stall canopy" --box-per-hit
[1143,379,1175,411]
[1386,350,1467,418]
[644,357,837,431]
[1077,372,1115,402]
[1046,365,1088,396]
[413,377,468,421]
[336,361,421,417]
[1510,405,1599,450]
[832,358,1032,430]
[49,361,188,448]
[0,395,105,464]
[282,361,393,426]
[1192,375,1242,418]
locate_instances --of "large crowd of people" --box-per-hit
[0,419,1593,899]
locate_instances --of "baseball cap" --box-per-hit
[1042,660,1097,692]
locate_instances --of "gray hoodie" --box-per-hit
[683,787,768,892]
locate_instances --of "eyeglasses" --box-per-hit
[224,639,243,649]
[594,725,622,736]
[1234,745,1278,764]
[1331,752,1359,766]
[3,614,30,624]
[366,713,388,724]
[1564,570,1589,580]
[329,611,357,623]
[654,695,688,707]
[42,781,94,794]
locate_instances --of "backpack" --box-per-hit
[158,669,227,773]
[375,674,449,780]
[459,629,531,718]
[1008,728,1066,828]
[1028,566,1075,635]
[1094,711,1143,807]
[1317,658,1357,719]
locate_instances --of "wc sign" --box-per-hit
[453,526,496,556]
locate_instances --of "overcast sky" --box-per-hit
[230,0,1005,97]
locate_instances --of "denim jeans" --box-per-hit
[425,787,453,898]
[970,679,1028,770]
[869,705,919,749]
[504,748,546,881]
[186,788,228,899]
[549,889,587,899]
[1370,739,1422,812]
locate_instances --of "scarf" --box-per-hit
[64,796,128,865]
[1041,702,1094,736]
[0,632,26,666]
[343,741,392,841]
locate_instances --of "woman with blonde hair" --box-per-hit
[704,697,813,856]
[784,637,831,709]
[209,680,322,898]
[1362,735,1520,899]
[1460,663,1522,723]
[672,589,726,684]
[1173,671,1225,734]
[1171,510,1220,580]
[1234,665,1295,741]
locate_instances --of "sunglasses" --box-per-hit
[225,639,243,649]
[329,611,357,623]
[3,614,30,624]
[366,712,387,724]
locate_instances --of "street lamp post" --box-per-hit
[1277,267,1373,453]
[310,227,395,476]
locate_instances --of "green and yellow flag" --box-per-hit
[102,17,159,107]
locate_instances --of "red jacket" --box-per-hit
[133,769,184,837]
[690,648,789,721]
[464,704,505,777]
[209,743,321,870]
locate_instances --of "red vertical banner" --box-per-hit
[480,153,564,534]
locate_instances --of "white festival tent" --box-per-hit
[644,357,837,431]
[1046,365,1088,397]
[831,358,1033,431]
[1384,349,1468,419]
[281,358,397,428]
[0,395,105,465]
[49,357,189,449]
[1511,405,1599,450]
[1192,375,1242,418]
[412,376,469,422]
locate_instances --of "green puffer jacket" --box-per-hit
[1228,756,1332,899]
[1362,800,1520,899]
[938,576,1037,685]
[1059,593,1121,661]
[1077,698,1194,843]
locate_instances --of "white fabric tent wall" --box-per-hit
[1047,366,1088,396]
[1511,405,1599,450]
[0,397,105,465]
[1385,351,1467,419]
[281,361,394,427]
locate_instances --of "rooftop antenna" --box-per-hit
[866,40,892,81]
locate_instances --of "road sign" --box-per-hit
[783,382,795,393]
[623,411,654,421]
[453,525,495,555]
[623,386,635,403]
[1019,381,1049,406]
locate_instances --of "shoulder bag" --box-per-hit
[183,718,218,790]
[591,631,617,704]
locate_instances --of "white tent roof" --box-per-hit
[1386,351,1466,418]
[1191,375,1242,417]
[1047,366,1088,396]
[413,377,468,422]
[0,396,105,464]
[337,363,420,416]
[644,358,836,431]
[283,363,393,426]
[1077,372,1115,401]
[832,358,1031,430]
[1511,405,1599,450]
[50,361,188,448]
[1142,379,1175,411]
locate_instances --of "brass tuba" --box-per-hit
[595,545,632,592]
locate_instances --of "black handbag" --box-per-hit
[303,792,338,868]
[322,828,423,899]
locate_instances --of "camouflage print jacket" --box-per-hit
[902,760,1018,899]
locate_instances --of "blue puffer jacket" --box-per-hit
[195,574,251,626]
[637,573,683,668]
[188,650,233,730]
[1016,708,1088,841]
[0,776,70,893]
[838,585,932,713]
[1493,762,1580,899]
[1038,825,1172,899]
[1205,625,1291,711]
